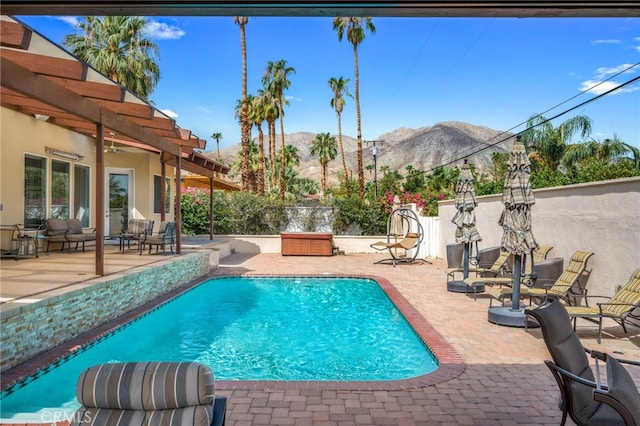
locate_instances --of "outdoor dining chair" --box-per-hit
[139,220,176,255]
[525,299,640,426]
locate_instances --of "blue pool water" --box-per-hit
[0,276,437,421]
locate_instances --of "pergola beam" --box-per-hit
[2,1,639,17]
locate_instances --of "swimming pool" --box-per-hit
[0,276,438,422]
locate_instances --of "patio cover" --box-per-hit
[2,1,636,17]
[0,15,231,274]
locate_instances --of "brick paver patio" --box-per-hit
[2,251,639,425]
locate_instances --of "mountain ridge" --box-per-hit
[215,121,514,185]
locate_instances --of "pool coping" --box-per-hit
[1,272,465,395]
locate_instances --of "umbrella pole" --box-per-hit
[511,254,522,311]
[463,243,470,279]
[488,253,536,328]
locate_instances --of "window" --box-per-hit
[51,159,70,218]
[24,154,47,228]
[74,164,90,227]
[154,175,171,214]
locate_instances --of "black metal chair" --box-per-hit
[139,220,176,255]
[525,299,640,425]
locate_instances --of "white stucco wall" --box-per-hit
[438,177,640,298]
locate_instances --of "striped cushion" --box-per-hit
[77,362,215,410]
[128,219,153,235]
[604,268,640,316]
[73,405,213,426]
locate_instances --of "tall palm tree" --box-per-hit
[259,89,279,189]
[262,59,296,200]
[210,132,223,160]
[248,92,267,195]
[310,132,338,201]
[520,113,592,171]
[234,16,251,191]
[235,95,255,191]
[63,16,160,100]
[328,76,352,198]
[562,134,636,169]
[333,17,376,198]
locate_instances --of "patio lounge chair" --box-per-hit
[525,299,640,426]
[462,244,554,290]
[488,250,594,307]
[565,267,640,344]
[71,361,227,426]
[139,220,176,255]
[371,232,422,266]
[446,246,509,282]
[457,249,512,299]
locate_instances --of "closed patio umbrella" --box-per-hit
[449,160,483,292]
[489,138,539,327]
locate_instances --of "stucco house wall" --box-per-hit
[0,107,174,237]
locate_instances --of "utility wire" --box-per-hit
[427,71,640,173]
[437,61,640,166]
[425,62,640,173]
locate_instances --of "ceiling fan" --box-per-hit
[104,133,125,153]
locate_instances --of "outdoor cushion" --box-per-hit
[73,361,215,426]
[45,218,68,237]
[66,218,84,235]
[605,355,640,423]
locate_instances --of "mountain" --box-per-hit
[216,121,514,186]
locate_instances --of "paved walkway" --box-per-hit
[2,251,639,425]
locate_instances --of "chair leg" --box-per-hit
[597,318,603,344]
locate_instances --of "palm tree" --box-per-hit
[520,113,592,171]
[63,16,160,100]
[234,16,251,191]
[260,89,280,188]
[333,17,376,198]
[210,132,223,160]
[248,92,267,195]
[235,95,255,191]
[310,132,338,201]
[328,76,352,198]
[262,59,296,200]
[282,144,300,169]
[562,134,636,169]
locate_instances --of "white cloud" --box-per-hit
[56,16,79,27]
[591,39,620,45]
[634,36,640,52]
[594,63,637,79]
[161,109,178,118]
[579,79,639,95]
[144,20,185,40]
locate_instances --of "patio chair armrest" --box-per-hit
[591,349,640,368]
[596,301,638,315]
[545,360,601,389]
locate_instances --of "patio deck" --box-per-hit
[1,249,639,425]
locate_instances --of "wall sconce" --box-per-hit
[34,114,50,122]
[45,146,84,161]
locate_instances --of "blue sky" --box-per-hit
[17,16,640,152]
